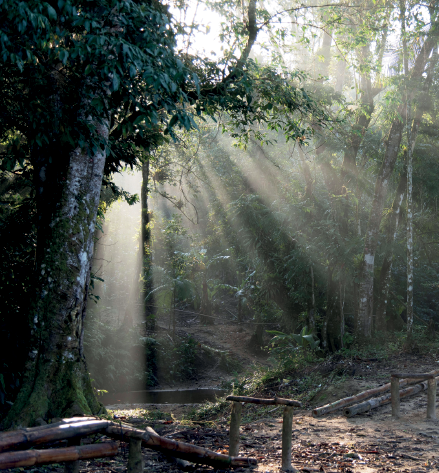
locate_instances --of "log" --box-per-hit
[0,417,100,438]
[105,424,257,468]
[0,442,118,469]
[146,428,193,469]
[391,373,435,379]
[229,401,242,457]
[344,379,431,417]
[0,420,110,453]
[226,396,301,407]
[312,368,439,417]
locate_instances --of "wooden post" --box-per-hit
[127,437,144,473]
[64,438,81,473]
[427,377,437,420]
[391,375,400,418]
[282,406,296,471]
[229,401,242,457]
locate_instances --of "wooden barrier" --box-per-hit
[226,395,301,472]
[314,369,439,417]
[0,417,257,471]
[391,373,437,420]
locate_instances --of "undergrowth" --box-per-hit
[189,324,439,422]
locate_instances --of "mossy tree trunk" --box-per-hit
[3,118,108,428]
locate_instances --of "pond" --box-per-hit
[102,388,228,405]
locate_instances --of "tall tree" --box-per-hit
[355,14,438,338]
[0,0,326,426]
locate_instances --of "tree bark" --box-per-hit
[401,0,414,339]
[3,111,109,427]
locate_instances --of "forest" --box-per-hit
[1,0,439,471]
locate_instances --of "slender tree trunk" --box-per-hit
[141,159,154,322]
[356,118,405,338]
[356,36,435,338]
[376,168,407,330]
[400,0,414,339]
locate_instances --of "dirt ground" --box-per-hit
[8,311,439,472]
[99,310,439,473]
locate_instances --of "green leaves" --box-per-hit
[46,3,57,20]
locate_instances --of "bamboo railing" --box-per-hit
[0,417,257,472]
[225,395,302,472]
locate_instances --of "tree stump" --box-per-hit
[127,437,144,473]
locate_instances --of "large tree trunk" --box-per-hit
[3,117,109,427]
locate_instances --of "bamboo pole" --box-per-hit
[344,379,431,417]
[0,420,110,453]
[313,369,439,417]
[391,376,400,418]
[0,442,118,470]
[427,378,437,420]
[391,373,435,379]
[105,424,257,468]
[0,417,100,439]
[281,406,298,472]
[226,396,301,407]
[229,401,242,457]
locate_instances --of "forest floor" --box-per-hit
[97,310,439,473]
[6,310,439,472]
[98,351,439,473]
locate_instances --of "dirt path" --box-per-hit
[103,351,439,472]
